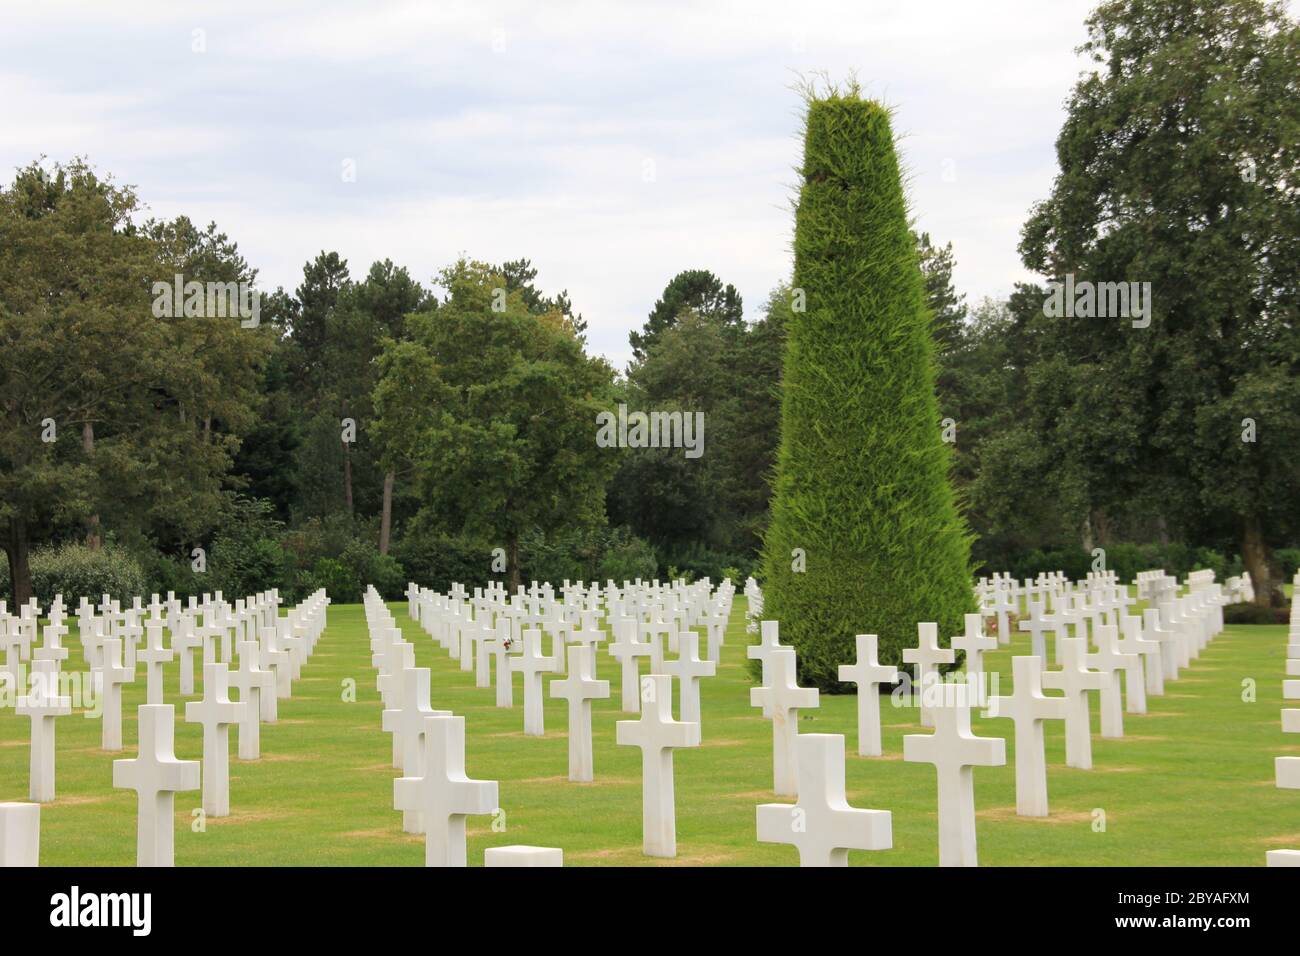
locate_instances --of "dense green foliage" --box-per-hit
[0,543,147,609]
[4,1,1297,622]
[760,88,975,685]
[1013,0,1300,604]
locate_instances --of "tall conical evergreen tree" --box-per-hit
[761,86,974,688]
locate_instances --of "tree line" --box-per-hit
[2,0,1295,608]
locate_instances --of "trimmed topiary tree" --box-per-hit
[760,84,975,689]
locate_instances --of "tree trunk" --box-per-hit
[83,421,101,550]
[379,469,395,555]
[1081,512,1094,554]
[342,440,354,515]
[1240,514,1278,607]
[6,517,33,608]
[508,537,521,593]
[1091,508,1110,546]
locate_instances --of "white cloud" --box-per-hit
[7,0,1280,368]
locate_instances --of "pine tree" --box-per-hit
[760,86,975,687]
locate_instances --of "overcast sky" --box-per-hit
[2,0,1144,367]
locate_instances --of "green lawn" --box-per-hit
[2,596,1295,866]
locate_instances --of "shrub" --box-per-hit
[135,550,208,602]
[302,557,358,602]
[598,531,659,584]
[760,88,974,688]
[207,497,293,599]
[340,540,406,600]
[658,542,754,583]
[1277,548,1300,578]
[394,529,492,594]
[15,543,148,608]
[1224,603,1288,625]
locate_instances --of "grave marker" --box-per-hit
[550,644,610,782]
[756,733,892,866]
[902,622,955,728]
[16,660,72,802]
[393,715,498,867]
[1041,637,1104,769]
[750,647,819,797]
[510,628,557,736]
[837,634,897,757]
[985,656,1067,817]
[903,686,1005,866]
[616,674,700,857]
[112,705,200,867]
[184,663,247,817]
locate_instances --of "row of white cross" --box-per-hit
[391,577,735,860]
[0,589,329,867]
[1269,572,1300,866]
[715,566,1247,865]
[364,589,560,868]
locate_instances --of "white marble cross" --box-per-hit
[510,628,557,736]
[608,618,653,714]
[0,802,40,866]
[112,704,201,867]
[663,631,715,726]
[757,732,892,866]
[172,616,203,696]
[750,647,819,797]
[472,622,494,688]
[491,619,514,708]
[97,637,135,752]
[119,614,144,671]
[903,685,1005,866]
[837,634,897,757]
[746,620,785,686]
[279,622,306,680]
[990,589,1016,645]
[377,643,416,765]
[616,674,700,857]
[953,613,997,707]
[262,628,294,700]
[138,623,174,706]
[550,644,610,782]
[16,660,72,802]
[985,655,1066,817]
[1017,598,1051,664]
[1115,613,1158,708]
[384,667,451,833]
[1143,609,1181,682]
[542,609,572,676]
[228,640,275,759]
[1085,624,1136,738]
[34,615,69,666]
[903,622,955,727]
[1041,637,1103,769]
[703,611,727,664]
[394,715,498,867]
[184,663,247,817]
[570,625,606,678]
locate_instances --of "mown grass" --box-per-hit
[1,596,1294,866]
